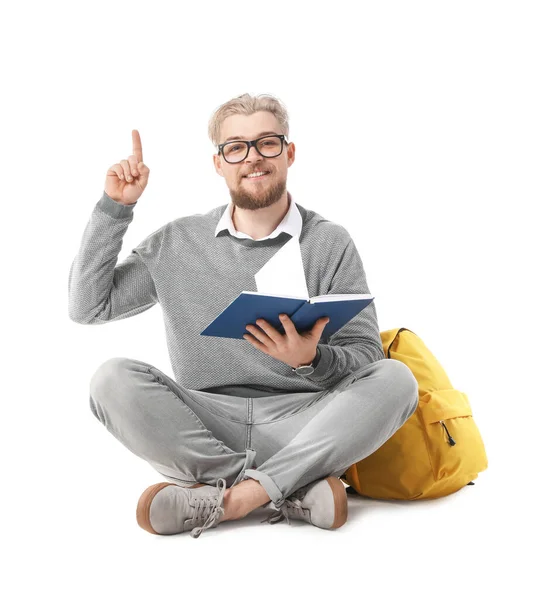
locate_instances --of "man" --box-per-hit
[68,93,418,539]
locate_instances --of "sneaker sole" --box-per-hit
[326,476,348,529]
[136,481,206,534]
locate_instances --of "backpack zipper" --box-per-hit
[440,420,456,446]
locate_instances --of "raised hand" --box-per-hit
[104,129,150,205]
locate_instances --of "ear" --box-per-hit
[213,153,224,177]
[287,141,296,168]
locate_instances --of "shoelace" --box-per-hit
[190,478,227,538]
[260,489,311,526]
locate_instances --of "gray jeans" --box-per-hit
[89,357,418,509]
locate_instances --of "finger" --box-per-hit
[137,161,149,175]
[107,164,125,181]
[127,155,139,177]
[246,324,271,344]
[278,314,297,337]
[120,159,133,182]
[309,316,329,337]
[243,334,265,353]
[132,129,143,163]
[243,330,259,344]
[257,319,285,343]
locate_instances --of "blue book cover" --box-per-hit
[200,291,375,340]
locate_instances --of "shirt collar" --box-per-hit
[214,190,302,241]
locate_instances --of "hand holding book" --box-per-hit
[242,313,330,369]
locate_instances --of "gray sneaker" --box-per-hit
[261,476,348,529]
[136,478,227,538]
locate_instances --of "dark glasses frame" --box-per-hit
[217,134,289,164]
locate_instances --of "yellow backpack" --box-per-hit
[340,327,488,500]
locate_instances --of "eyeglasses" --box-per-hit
[217,134,288,164]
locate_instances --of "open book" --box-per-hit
[200,291,375,340]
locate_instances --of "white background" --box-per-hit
[2,1,539,598]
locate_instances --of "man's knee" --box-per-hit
[89,357,136,424]
[89,357,132,403]
[90,356,129,395]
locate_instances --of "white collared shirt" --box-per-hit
[214,191,302,241]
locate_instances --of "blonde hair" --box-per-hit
[208,92,290,148]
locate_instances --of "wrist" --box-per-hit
[295,347,320,369]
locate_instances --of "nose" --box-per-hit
[244,143,263,163]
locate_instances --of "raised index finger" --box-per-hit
[132,129,143,163]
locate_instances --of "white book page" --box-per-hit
[310,293,374,303]
[242,291,306,300]
[254,235,309,299]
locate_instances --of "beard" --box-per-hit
[229,171,287,211]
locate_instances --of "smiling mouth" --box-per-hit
[243,171,270,180]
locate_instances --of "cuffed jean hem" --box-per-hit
[242,468,286,508]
